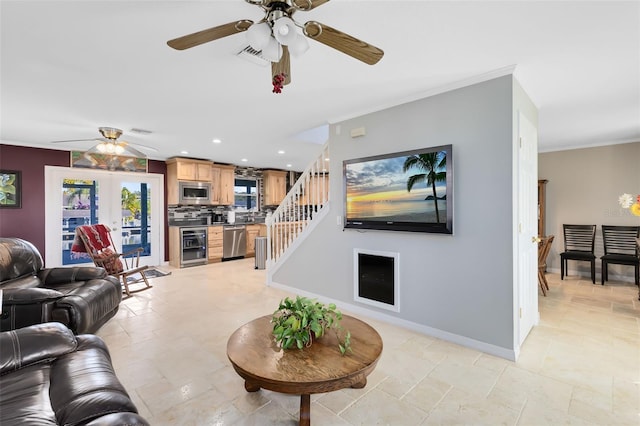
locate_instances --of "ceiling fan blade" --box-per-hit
[129,142,159,153]
[120,144,147,158]
[272,46,291,86]
[303,21,384,65]
[50,138,96,144]
[167,20,253,50]
[292,0,330,11]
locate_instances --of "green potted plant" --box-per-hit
[271,296,352,355]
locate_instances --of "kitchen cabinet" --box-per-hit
[217,165,235,206]
[263,170,287,206]
[208,226,224,262]
[168,227,181,268]
[166,158,214,204]
[300,174,329,205]
[167,158,213,181]
[209,167,221,205]
[245,224,264,257]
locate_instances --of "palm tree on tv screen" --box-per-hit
[403,152,446,223]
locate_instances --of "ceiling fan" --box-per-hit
[51,127,156,158]
[166,0,384,91]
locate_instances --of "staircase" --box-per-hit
[266,144,330,275]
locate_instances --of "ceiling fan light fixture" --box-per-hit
[114,144,125,155]
[262,37,283,62]
[96,142,108,153]
[289,33,309,57]
[273,17,297,46]
[247,21,271,50]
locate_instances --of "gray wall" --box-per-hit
[272,75,520,352]
[539,142,640,279]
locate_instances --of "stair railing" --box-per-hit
[266,144,330,268]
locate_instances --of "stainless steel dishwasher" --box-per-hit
[223,225,246,259]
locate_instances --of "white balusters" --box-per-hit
[266,143,330,266]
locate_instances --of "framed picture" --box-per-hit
[0,170,22,208]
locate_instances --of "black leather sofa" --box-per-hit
[0,322,149,426]
[0,237,122,334]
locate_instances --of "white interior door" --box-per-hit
[44,166,164,268]
[516,112,539,348]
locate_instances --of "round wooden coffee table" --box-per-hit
[227,314,383,426]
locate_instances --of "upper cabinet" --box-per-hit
[214,165,235,206]
[166,158,236,206]
[210,167,221,205]
[167,158,213,182]
[166,158,214,204]
[263,170,287,206]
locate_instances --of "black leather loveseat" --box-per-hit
[0,237,122,334]
[0,322,149,426]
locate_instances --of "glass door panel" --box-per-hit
[61,178,99,265]
[121,181,152,260]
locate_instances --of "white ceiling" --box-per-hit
[1,1,638,170]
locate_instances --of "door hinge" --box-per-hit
[519,137,523,148]
[519,308,522,318]
[518,223,522,233]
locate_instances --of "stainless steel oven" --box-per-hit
[180,227,208,267]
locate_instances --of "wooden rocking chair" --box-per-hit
[73,224,152,297]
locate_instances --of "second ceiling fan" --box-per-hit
[166,0,384,92]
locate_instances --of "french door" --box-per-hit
[44,166,164,268]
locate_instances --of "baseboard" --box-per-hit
[267,280,517,361]
[547,267,637,284]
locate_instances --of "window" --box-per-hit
[234,178,258,210]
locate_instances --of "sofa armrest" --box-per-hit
[50,334,146,426]
[1,287,63,304]
[0,288,64,331]
[0,322,77,374]
[38,266,108,286]
[84,412,150,426]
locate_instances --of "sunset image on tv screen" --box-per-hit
[345,150,447,224]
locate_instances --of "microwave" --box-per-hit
[178,181,212,205]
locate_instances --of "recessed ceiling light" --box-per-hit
[241,158,248,162]
[325,158,330,161]
[278,150,285,154]
[181,150,189,154]
[212,138,222,144]
[286,164,292,168]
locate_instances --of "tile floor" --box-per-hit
[97,259,640,425]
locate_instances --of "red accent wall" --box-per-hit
[0,144,168,263]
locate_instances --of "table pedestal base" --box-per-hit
[300,394,310,426]
[244,381,260,392]
[243,379,368,425]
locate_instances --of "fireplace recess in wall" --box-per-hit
[354,249,399,312]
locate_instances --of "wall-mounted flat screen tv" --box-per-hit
[343,145,453,234]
